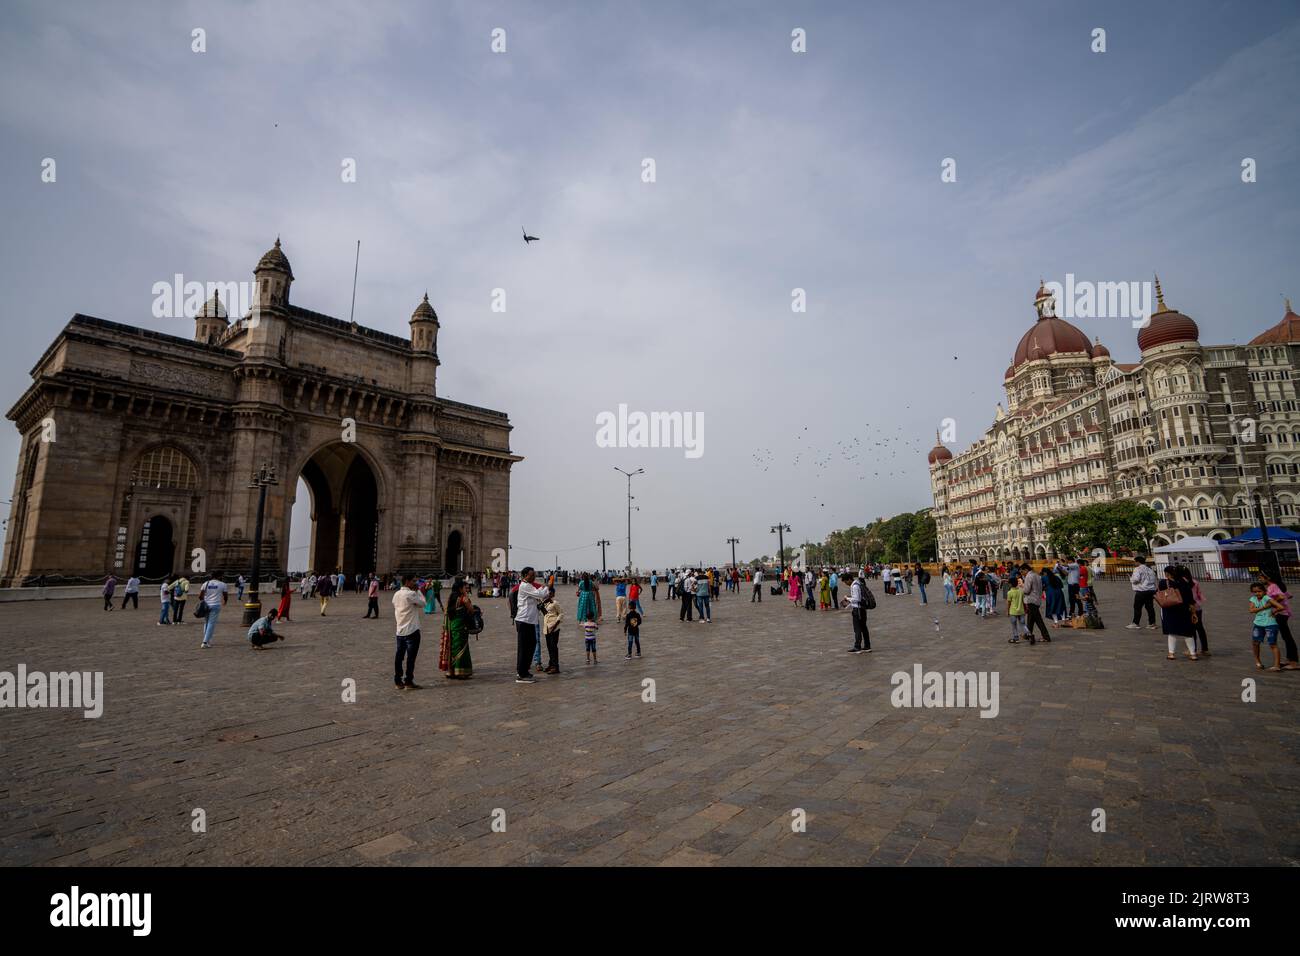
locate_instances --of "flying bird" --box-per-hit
[522,227,540,244]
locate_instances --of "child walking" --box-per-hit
[1250,582,1284,672]
[624,609,642,660]
[583,619,599,665]
[1007,576,1026,644]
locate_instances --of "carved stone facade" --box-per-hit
[2,240,520,584]
[927,281,1300,563]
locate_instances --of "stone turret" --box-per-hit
[195,291,228,345]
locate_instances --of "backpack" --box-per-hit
[920,570,932,586]
[862,585,877,610]
[467,605,484,635]
[508,586,520,619]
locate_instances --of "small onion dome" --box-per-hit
[1249,298,1300,345]
[411,292,438,323]
[197,292,227,319]
[1137,275,1199,351]
[255,236,294,278]
[928,431,953,465]
[1091,337,1110,358]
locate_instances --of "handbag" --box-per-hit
[1154,586,1182,609]
[194,600,209,619]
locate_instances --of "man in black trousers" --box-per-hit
[513,567,551,684]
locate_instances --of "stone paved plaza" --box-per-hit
[1,580,1297,867]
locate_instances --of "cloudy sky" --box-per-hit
[2,0,1298,570]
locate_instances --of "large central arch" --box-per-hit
[292,443,382,575]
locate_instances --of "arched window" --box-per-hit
[130,446,198,491]
[442,481,474,513]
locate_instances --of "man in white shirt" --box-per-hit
[752,568,763,602]
[513,567,552,683]
[392,573,426,689]
[847,573,871,653]
[198,571,229,649]
[121,575,141,610]
[678,570,695,621]
[1127,555,1159,630]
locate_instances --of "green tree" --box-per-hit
[1046,501,1159,555]
[908,510,937,561]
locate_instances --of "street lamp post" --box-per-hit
[242,461,279,627]
[597,538,611,573]
[770,524,791,585]
[726,536,740,569]
[614,467,644,572]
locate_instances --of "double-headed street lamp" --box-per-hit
[726,536,740,568]
[614,466,644,572]
[242,462,279,627]
[770,523,791,584]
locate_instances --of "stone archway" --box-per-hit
[293,443,381,575]
[135,514,176,579]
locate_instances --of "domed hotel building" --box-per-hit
[927,279,1300,563]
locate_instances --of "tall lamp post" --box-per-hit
[770,523,791,586]
[242,461,279,627]
[614,466,644,572]
[597,538,611,573]
[726,536,740,568]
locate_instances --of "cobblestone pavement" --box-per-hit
[1,579,1297,866]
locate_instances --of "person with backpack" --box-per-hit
[171,574,189,623]
[915,563,931,605]
[439,576,475,679]
[847,572,874,653]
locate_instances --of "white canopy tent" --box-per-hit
[1152,536,1230,580]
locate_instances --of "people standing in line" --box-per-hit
[847,572,872,653]
[752,567,763,602]
[102,574,117,611]
[121,574,140,609]
[1019,563,1051,644]
[1261,571,1299,669]
[695,571,712,623]
[172,574,189,624]
[1249,581,1286,672]
[198,570,229,648]
[439,577,474,679]
[624,607,642,659]
[392,573,425,690]
[1157,565,1198,661]
[247,607,281,649]
[276,577,294,622]
[513,567,551,684]
[1007,576,1027,644]
[1127,555,1159,629]
[363,574,380,619]
[541,590,563,674]
[158,576,172,625]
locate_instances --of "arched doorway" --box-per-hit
[291,444,380,575]
[135,515,175,579]
[445,529,463,573]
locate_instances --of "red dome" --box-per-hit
[1249,301,1300,345]
[1138,307,1199,351]
[1004,364,1016,380]
[928,444,953,465]
[1091,338,1110,358]
[1012,316,1094,366]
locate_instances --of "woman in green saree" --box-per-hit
[440,577,474,679]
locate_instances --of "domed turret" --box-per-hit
[253,237,293,311]
[1091,336,1110,359]
[195,291,229,345]
[1011,280,1094,368]
[1137,275,1199,352]
[928,430,953,466]
[410,292,439,352]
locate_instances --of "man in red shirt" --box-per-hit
[628,578,643,617]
